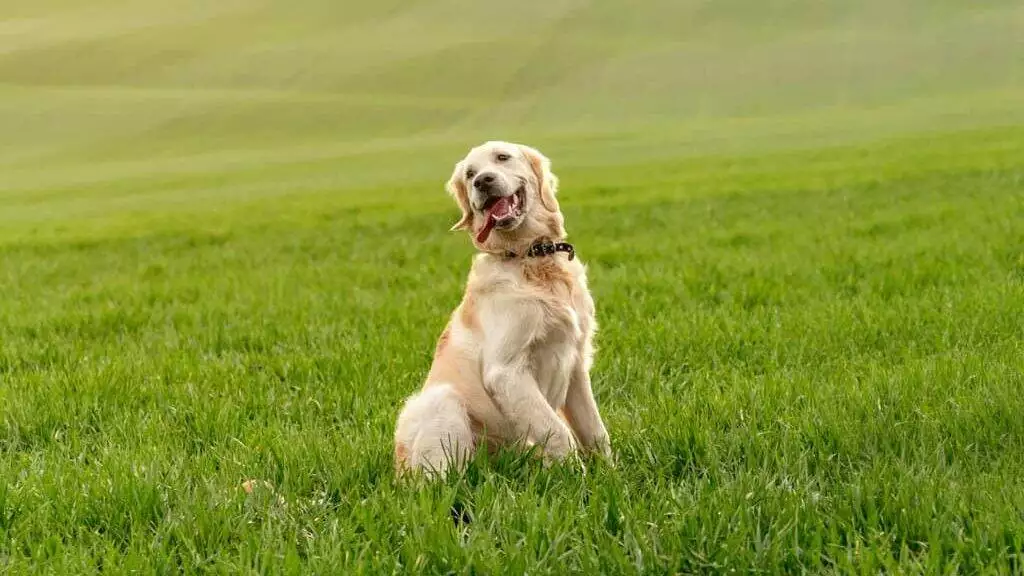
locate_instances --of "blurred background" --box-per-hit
[2,0,1022,240]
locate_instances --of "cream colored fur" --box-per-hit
[393,141,611,477]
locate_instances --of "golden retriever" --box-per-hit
[393,141,611,477]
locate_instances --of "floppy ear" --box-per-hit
[446,161,472,231]
[519,144,559,213]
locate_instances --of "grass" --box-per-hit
[2,0,1024,573]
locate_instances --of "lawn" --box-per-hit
[2,1,1024,573]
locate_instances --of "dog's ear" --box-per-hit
[446,160,472,231]
[519,144,559,213]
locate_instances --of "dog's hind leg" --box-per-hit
[394,384,474,478]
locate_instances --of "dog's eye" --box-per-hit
[465,169,476,179]
[496,153,510,162]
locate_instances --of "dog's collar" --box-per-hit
[504,240,575,261]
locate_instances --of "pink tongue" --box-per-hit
[476,217,496,243]
[475,196,512,243]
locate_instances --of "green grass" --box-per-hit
[2,1,1024,573]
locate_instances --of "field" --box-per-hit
[2,0,1024,573]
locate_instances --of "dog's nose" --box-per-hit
[473,173,496,191]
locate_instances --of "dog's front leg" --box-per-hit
[481,302,578,461]
[483,361,578,460]
[563,363,612,460]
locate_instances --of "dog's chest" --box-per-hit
[473,255,593,409]
[520,262,587,408]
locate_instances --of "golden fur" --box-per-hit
[393,141,611,477]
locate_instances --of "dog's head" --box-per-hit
[446,141,566,252]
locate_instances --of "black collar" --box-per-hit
[505,240,575,261]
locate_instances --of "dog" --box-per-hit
[393,141,611,477]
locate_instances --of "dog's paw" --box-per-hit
[595,436,614,464]
[540,428,579,464]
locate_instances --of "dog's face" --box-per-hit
[446,141,565,250]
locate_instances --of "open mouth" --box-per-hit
[476,186,525,243]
